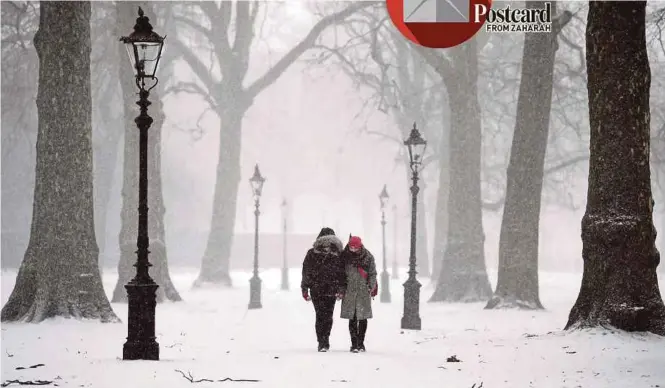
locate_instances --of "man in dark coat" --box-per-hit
[301,227,346,352]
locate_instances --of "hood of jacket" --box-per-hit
[313,234,343,254]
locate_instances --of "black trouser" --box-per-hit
[349,314,368,347]
[311,293,336,346]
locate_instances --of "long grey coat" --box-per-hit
[340,247,377,320]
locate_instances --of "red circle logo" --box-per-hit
[386,0,492,48]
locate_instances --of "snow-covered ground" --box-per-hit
[1,267,664,388]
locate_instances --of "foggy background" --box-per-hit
[2,1,664,274]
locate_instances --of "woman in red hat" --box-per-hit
[340,235,377,352]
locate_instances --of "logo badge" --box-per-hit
[387,0,492,48]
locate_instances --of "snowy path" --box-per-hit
[1,268,664,388]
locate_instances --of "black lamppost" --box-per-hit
[379,185,391,303]
[391,204,399,280]
[120,7,165,361]
[280,198,289,291]
[401,123,427,331]
[248,164,265,309]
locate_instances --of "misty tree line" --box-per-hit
[1,0,664,335]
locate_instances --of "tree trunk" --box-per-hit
[485,2,561,310]
[1,1,118,323]
[565,1,665,335]
[93,103,121,276]
[193,105,243,287]
[431,120,451,283]
[416,185,430,277]
[112,1,181,303]
[430,39,492,302]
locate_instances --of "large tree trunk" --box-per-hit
[193,104,243,287]
[565,1,665,335]
[485,2,563,310]
[429,38,492,302]
[1,1,118,323]
[112,2,181,303]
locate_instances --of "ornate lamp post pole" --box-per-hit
[392,204,399,280]
[379,185,391,303]
[248,164,265,309]
[401,123,427,331]
[280,198,289,291]
[120,7,165,361]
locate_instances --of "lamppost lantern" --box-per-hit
[404,123,427,172]
[120,7,165,87]
[249,164,266,200]
[379,184,389,210]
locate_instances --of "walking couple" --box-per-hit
[301,227,378,353]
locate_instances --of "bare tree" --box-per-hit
[1,1,118,322]
[112,1,181,303]
[485,3,572,310]
[565,1,665,335]
[418,39,493,302]
[168,1,377,287]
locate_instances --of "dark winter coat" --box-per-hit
[301,235,346,297]
[340,246,377,320]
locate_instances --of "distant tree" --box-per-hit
[168,1,377,287]
[1,1,118,322]
[418,39,493,302]
[112,1,181,303]
[565,1,665,335]
[485,2,572,310]
[90,2,124,274]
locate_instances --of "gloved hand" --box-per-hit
[302,291,310,301]
[370,285,378,297]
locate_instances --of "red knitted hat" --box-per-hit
[349,236,362,249]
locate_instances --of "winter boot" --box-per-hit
[357,320,367,352]
[349,331,359,352]
[318,342,328,352]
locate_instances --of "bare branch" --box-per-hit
[245,1,380,100]
[168,38,217,92]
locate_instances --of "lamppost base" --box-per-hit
[401,276,422,330]
[248,275,262,309]
[123,339,159,361]
[380,270,391,303]
[280,267,289,291]
[123,282,160,360]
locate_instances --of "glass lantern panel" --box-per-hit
[136,42,162,77]
[124,43,139,76]
[413,142,426,164]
